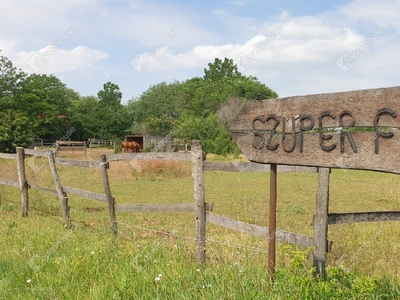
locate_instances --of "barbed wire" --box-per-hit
[117,221,269,254]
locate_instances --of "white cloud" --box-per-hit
[8,44,108,74]
[338,0,400,31]
[1,0,399,100]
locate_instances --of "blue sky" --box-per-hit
[1,0,399,103]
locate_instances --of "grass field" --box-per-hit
[0,149,400,299]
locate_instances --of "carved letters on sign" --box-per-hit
[251,108,397,154]
[229,86,400,173]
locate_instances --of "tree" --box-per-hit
[0,52,26,100]
[203,57,242,81]
[0,110,33,153]
[15,74,73,139]
[70,96,99,140]
[125,57,278,154]
[98,82,123,107]
[174,113,239,155]
[94,82,131,139]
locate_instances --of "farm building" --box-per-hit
[124,134,173,152]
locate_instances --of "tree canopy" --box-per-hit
[128,57,278,154]
[0,53,277,155]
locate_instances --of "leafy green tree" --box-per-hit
[174,113,239,154]
[70,96,99,140]
[124,58,278,154]
[203,57,242,81]
[0,110,33,152]
[98,82,123,107]
[0,52,26,100]
[94,82,131,140]
[14,74,73,139]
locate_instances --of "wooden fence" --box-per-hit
[55,141,87,156]
[2,141,392,276]
[0,147,116,233]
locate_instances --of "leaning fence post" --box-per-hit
[313,167,330,279]
[100,154,117,235]
[47,151,71,227]
[192,140,206,263]
[16,147,29,217]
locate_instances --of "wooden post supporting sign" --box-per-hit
[268,163,277,280]
[229,86,400,279]
[313,167,330,279]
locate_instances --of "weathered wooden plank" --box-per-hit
[55,158,103,169]
[230,86,400,174]
[106,152,192,162]
[56,141,86,145]
[0,153,17,159]
[231,131,400,174]
[24,148,52,157]
[116,202,214,212]
[27,181,58,196]
[313,167,330,279]
[0,179,19,188]
[206,212,315,248]
[56,146,86,151]
[230,86,400,131]
[327,211,400,224]
[63,187,108,202]
[192,140,206,264]
[203,161,318,172]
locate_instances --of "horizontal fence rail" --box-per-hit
[63,187,108,202]
[24,148,52,157]
[327,211,400,224]
[0,179,19,188]
[0,153,17,159]
[203,162,318,173]
[116,202,214,213]
[27,181,58,196]
[55,158,104,169]
[106,152,192,162]
[206,212,327,249]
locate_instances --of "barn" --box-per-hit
[123,134,173,152]
[124,134,144,150]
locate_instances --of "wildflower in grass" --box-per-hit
[90,251,95,255]
[155,274,162,282]
[196,268,200,272]
[26,279,32,284]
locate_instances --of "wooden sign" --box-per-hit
[229,86,400,174]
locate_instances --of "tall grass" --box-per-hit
[1,150,400,298]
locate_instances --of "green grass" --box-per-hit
[1,151,400,299]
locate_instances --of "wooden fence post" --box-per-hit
[100,155,117,235]
[313,167,330,279]
[47,151,71,227]
[268,163,278,281]
[16,147,29,217]
[192,140,206,263]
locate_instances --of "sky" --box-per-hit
[0,0,399,103]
